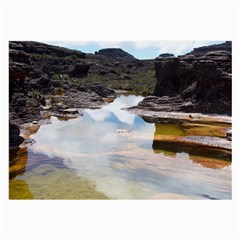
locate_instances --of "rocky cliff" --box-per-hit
[9,42,111,147]
[9,41,155,147]
[9,44,32,147]
[135,41,231,115]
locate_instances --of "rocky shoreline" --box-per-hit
[126,108,231,124]
[9,42,123,147]
[125,107,232,159]
[9,41,232,154]
[126,41,232,154]
[9,41,157,148]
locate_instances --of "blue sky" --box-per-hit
[44,41,225,59]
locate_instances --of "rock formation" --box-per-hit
[8,42,121,147]
[95,48,135,60]
[186,41,231,57]
[9,44,32,147]
[9,41,232,148]
[9,123,24,148]
[9,41,155,147]
[133,41,231,115]
[156,53,175,58]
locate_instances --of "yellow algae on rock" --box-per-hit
[9,164,109,200]
[9,180,34,199]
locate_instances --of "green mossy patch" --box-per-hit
[10,164,109,200]
[74,69,156,96]
[9,180,34,199]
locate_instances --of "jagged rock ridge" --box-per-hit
[134,41,231,115]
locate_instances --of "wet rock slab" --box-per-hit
[181,136,231,150]
[126,108,231,124]
[45,108,81,119]
[125,108,232,155]
[154,135,231,150]
[61,108,79,114]
[20,119,52,137]
[43,111,80,119]
[19,138,36,148]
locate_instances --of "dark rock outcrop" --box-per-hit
[95,48,135,60]
[70,64,90,78]
[89,82,116,97]
[11,41,85,58]
[9,123,24,148]
[9,44,44,126]
[135,41,231,115]
[9,45,38,147]
[157,53,175,58]
[9,49,31,99]
[137,95,195,112]
[10,41,87,81]
[9,41,118,127]
[186,41,232,57]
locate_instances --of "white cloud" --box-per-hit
[155,41,223,56]
[129,40,224,56]
[80,40,224,56]
[43,40,225,57]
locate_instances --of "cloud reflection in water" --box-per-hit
[84,95,144,125]
[28,95,231,199]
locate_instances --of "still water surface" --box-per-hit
[9,95,231,199]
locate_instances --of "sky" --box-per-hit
[44,40,225,60]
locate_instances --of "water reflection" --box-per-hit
[85,95,144,125]
[10,95,232,199]
[9,148,29,179]
[152,123,231,169]
[9,147,66,179]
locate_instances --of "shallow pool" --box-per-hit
[9,95,231,199]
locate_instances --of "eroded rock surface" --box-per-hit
[9,41,119,147]
[126,108,231,124]
[132,41,232,115]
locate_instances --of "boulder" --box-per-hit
[9,123,24,148]
[89,83,116,97]
[70,64,90,78]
